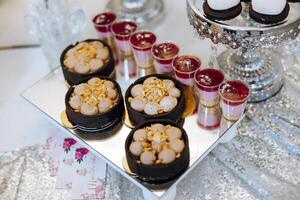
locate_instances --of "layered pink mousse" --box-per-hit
[93,12,116,38]
[130,31,157,68]
[152,42,179,74]
[111,21,137,55]
[172,55,201,87]
[195,68,224,107]
[219,80,250,121]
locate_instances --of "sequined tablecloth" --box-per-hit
[1,46,299,199]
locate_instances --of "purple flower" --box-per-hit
[63,138,77,153]
[75,148,89,163]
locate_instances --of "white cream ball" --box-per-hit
[130,97,147,112]
[89,59,104,72]
[140,151,156,165]
[169,139,185,153]
[74,83,88,95]
[252,0,286,15]
[97,47,109,60]
[131,84,144,97]
[74,63,90,74]
[207,0,240,11]
[69,95,81,110]
[80,103,98,115]
[75,42,89,50]
[144,102,160,115]
[168,87,181,98]
[129,142,143,156]
[90,41,104,49]
[133,129,147,141]
[107,87,118,99]
[159,96,177,112]
[162,79,175,89]
[151,123,166,132]
[104,80,115,88]
[64,56,77,69]
[98,97,112,113]
[158,149,176,164]
[143,77,159,85]
[166,126,182,141]
[87,77,101,85]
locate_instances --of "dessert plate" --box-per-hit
[22,68,244,199]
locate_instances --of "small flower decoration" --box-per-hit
[63,138,77,153]
[75,147,89,163]
[95,182,105,199]
[43,136,53,150]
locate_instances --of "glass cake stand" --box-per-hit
[22,68,244,200]
[187,0,300,102]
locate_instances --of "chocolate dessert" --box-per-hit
[203,0,242,20]
[65,76,124,135]
[61,39,115,85]
[125,74,185,126]
[125,120,190,185]
[249,0,290,24]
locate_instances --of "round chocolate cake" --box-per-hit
[125,120,190,185]
[125,74,185,126]
[61,39,115,86]
[65,76,124,135]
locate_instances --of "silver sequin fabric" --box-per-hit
[0,145,71,200]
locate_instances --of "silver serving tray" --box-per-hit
[22,68,243,199]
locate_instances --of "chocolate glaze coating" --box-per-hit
[125,74,185,127]
[125,119,190,184]
[61,39,115,86]
[249,3,290,24]
[203,1,242,20]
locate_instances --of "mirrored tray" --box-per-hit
[22,68,244,199]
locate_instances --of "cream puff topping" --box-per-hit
[69,77,118,115]
[63,41,110,74]
[128,77,181,115]
[129,124,185,165]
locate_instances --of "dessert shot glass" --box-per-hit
[172,55,201,87]
[194,68,224,107]
[92,12,119,65]
[219,80,250,121]
[129,30,157,69]
[151,41,179,74]
[197,103,222,130]
[92,12,117,46]
[111,20,137,56]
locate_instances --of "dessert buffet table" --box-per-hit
[1,0,300,199]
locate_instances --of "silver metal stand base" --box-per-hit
[106,0,165,28]
[218,49,284,102]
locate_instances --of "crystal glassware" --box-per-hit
[25,0,85,70]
